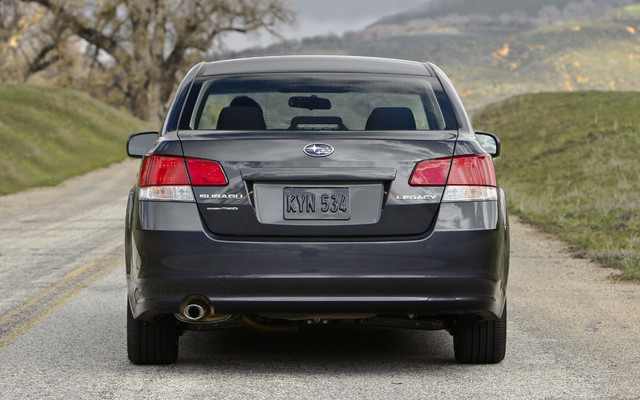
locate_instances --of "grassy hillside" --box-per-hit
[474,91,640,279]
[453,18,640,110]
[0,84,151,195]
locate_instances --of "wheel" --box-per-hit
[453,301,507,364]
[127,301,179,364]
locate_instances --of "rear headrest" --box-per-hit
[365,107,416,130]
[216,107,266,130]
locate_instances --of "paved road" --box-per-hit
[0,160,638,399]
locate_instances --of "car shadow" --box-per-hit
[176,323,456,372]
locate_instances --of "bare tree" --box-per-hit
[7,0,295,123]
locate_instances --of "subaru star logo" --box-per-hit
[303,143,334,157]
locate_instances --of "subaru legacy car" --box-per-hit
[125,55,509,364]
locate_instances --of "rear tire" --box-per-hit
[127,302,179,364]
[453,301,507,364]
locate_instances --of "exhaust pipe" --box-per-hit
[176,295,232,323]
[177,295,212,322]
[183,303,206,321]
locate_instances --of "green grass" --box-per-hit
[0,84,152,195]
[474,91,640,279]
[445,19,640,111]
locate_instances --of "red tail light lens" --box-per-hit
[448,154,496,187]
[409,154,496,187]
[140,155,190,187]
[409,158,451,186]
[186,158,228,186]
[140,155,228,187]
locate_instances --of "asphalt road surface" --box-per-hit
[0,159,638,399]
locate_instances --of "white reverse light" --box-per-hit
[443,186,497,202]
[139,186,195,202]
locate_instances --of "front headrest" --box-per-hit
[216,107,266,130]
[365,107,416,130]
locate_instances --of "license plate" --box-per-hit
[284,188,350,220]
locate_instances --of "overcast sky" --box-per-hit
[221,0,428,51]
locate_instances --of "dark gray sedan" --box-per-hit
[125,55,509,365]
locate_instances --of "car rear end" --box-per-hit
[125,56,509,364]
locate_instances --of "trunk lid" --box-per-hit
[179,131,456,238]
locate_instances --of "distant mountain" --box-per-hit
[371,0,576,26]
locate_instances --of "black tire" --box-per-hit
[127,302,179,364]
[453,301,507,364]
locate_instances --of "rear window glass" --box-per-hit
[180,73,457,131]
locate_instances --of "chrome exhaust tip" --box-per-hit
[177,295,219,322]
[183,303,206,321]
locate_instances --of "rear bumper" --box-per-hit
[127,201,509,320]
[132,277,503,318]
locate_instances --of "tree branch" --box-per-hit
[20,0,120,56]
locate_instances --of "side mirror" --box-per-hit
[475,131,501,158]
[127,131,159,158]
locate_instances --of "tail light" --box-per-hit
[409,158,450,186]
[410,154,497,202]
[186,158,228,186]
[140,155,190,187]
[138,154,227,201]
[447,154,496,187]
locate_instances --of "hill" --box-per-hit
[474,91,640,279]
[0,84,151,195]
[372,0,575,26]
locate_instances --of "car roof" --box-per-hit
[200,55,432,77]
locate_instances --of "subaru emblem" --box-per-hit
[303,143,334,157]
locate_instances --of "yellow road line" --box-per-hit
[0,246,124,350]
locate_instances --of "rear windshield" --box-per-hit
[179,73,457,131]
